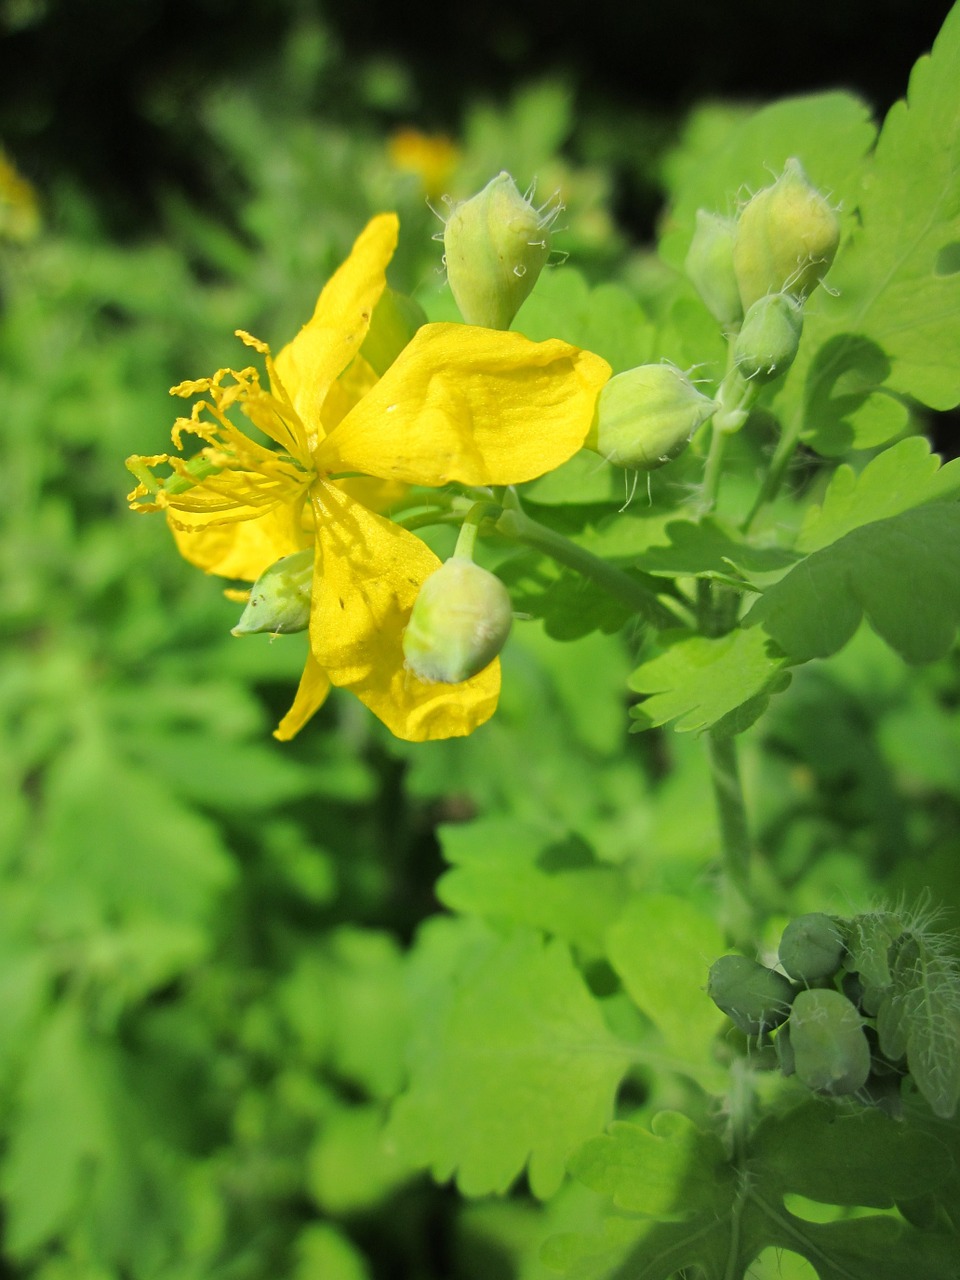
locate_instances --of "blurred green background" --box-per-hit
[2,3,960,1278]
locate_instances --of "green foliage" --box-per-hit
[4,5,960,1279]
[545,1104,960,1279]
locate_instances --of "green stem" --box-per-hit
[705,730,755,943]
[740,414,803,535]
[454,501,502,560]
[496,502,685,629]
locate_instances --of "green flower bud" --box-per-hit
[734,292,803,383]
[443,172,552,329]
[587,363,716,470]
[778,912,846,983]
[707,954,797,1037]
[231,549,313,636]
[359,287,428,376]
[403,556,512,684]
[845,912,903,1014]
[685,210,742,328]
[789,988,871,1097]
[733,158,840,310]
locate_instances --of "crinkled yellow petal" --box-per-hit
[168,500,310,581]
[309,481,499,742]
[272,215,399,440]
[274,651,332,741]
[319,353,380,435]
[316,323,611,486]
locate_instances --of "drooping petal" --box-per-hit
[168,499,310,581]
[316,322,611,486]
[272,215,399,441]
[274,651,332,741]
[309,481,499,742]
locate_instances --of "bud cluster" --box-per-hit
[708,910,960,1117]
[685,158,840,329]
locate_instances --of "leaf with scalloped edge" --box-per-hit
[629,627,792,737]
[387,921,629,1199]
[543,1103,958,1279]
[746,441,960,664]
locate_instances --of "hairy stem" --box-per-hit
[496,502,685,628]
[706,730,756,943]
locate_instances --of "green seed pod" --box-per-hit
[734,292,803,384]
[776,1023,796,1076]
[778,912,846,983]
[359,287,427,376]
[232,549,313,636]
[586,363,716,470]
[707,954,797,1037]
[403,556,512,684]
[789,988,871,1097]
[443,172,552,330]
[733,158,840,311]
[684,210,742,328]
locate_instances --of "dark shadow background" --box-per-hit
[0,0,952,232]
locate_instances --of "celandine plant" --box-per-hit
[127,9,960,1276]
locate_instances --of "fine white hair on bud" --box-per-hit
[442,172,556,330]
[403,557,513,684]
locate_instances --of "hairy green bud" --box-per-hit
[232,549,313,636]
[734,292,803,383]
[778,912,846,983]
[443,172,552,330]
[789,988,871,1097]
[403,556,512,684]
[845,912,903,1014]
[707,954,796,1036]
[733,158,840,310]
[685,210,742,327]
[587,363,715,470]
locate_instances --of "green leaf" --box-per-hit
[816,4,960,414]
[514,267,655,374]
[546,1102,958,1280]
[746,488,960,666]
[388,922,629,1198]
[437,818,629,955]
[637,515,798,584]
[628,627,792,736]
[294,1224,371,1280]
[796,438,960,552]
[605,896,726,1088]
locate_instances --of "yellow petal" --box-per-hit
[274,651,332,741]
[309,481,499,741]
[317,323,611,486]
[168,500,310,581]
[272,215,399,439]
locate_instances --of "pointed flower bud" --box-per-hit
[587,363,716,470]
[685,210,742,328]
[733,292,803,383]
[231,549,313,636]
[443,172,553,330]
[403,556,512,684]
[733,158,840,311]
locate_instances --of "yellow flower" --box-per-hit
[387,129,460,198]
[127,215,610,742]
[0,149,40,243]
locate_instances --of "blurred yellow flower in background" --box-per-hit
[127,214,609,742]
[387,129,460,198]
[0,149,40,243]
